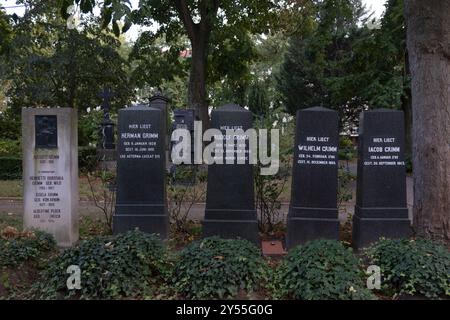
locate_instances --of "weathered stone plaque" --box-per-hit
[35,115,58,148]
[353,109,411,249]
[23,108,79,247]
[286,107,340,248]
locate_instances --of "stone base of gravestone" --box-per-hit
[286,107,340,249]
[353,213,411,249]
[22,108,78,247]
[286,215,339,248]
[202,216,259,244]
[352,109,411,249]
[114,214,168,236]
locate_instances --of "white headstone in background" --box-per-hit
[22,108,79,247]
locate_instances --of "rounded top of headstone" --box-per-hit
[216,103,248,112]
[149,91,169,103]
[366,108,400,113]
[303,106,335,112]
[123,104,159,111]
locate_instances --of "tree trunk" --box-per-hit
[189,35,209,128]
[405,0,450,242]
[402,50,412,158]
[173,0,218,129]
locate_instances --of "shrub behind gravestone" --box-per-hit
[173,237,269,299]
[34,230,169,299]
[366,238,450,299]
[273,240,375,300]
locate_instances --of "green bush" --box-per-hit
[0,114,20,140]
[78,146,98,173]
[0,140,22,179]
[0,139,21,157]
[78,109,103,147]
[273,240,375,300]
[173,237,269,299]
[0,230,56,267]
[366,238,450,299]
[0,157,22,180]
[34,230,169,299]
[338,136,356,160]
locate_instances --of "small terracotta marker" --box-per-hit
[261,240,287,256]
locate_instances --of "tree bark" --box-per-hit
[189,34,209,128]
[173,0,219,128]
[405,0,450,242]
[402,49,412,158]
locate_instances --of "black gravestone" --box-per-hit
[353,109,411,249]
[171,109,197,185]
[99,87,116,150]
[113,105,168,238]
[286,107,340,248]
[35,115,58,148]
[172,109,196,160]
[173,109,195,131]
[202,104,259,244]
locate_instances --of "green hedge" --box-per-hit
[0,157,22,180]
[0,146,99,180]
[0,139,21,157]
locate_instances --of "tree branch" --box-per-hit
[173,0,196,40]
[199,0,220,34]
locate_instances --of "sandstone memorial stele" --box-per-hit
[22,107,79,247]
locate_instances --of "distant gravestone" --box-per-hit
[98,87,115,150]
[202,104,259,244]
[114,105,168,238]
[353,109,411,249]
[171,109,195,155]
[286,107,339,248]
[171,109,196,185]
[22,108,79,247]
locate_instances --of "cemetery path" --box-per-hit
[0,176,413,223]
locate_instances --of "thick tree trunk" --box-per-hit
[189,36,210,128]
[405,0,450,242]
[173,0,218,129]
[402,50,412,158]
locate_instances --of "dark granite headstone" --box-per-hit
[35,115,58,148]
[353,109,411,249]
[202,104,259,244]
[286,107,339,248]
[113,105,168,238]
[173,109,195,131]
[171,109,195,158]
[171,109,196,185]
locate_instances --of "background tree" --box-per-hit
[61,0,277,127]
[351,0,411,154]
[0,6,12,56]
[276,0,367,129]
[2,0,132,117]
[405,0,450,241]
